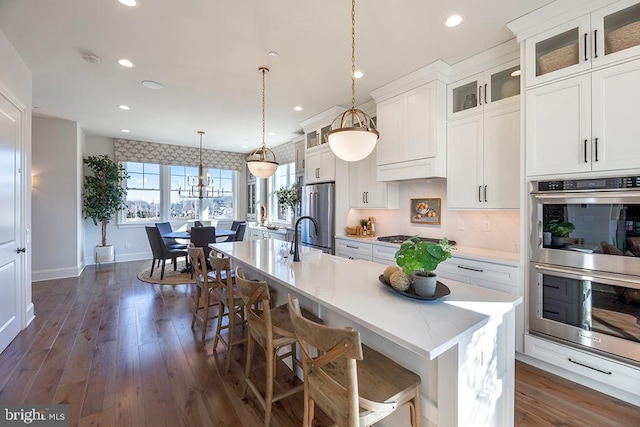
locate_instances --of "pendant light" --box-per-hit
[327,0,379,162]
[247,67,279,179]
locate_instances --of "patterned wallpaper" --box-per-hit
[114,138,296,171]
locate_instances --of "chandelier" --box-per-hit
[178,131,218,199]
[327,0,379,162]
[247,67,279,179]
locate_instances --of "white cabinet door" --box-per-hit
[591,0,640,69]
[294,140,305,174]
[349,147,396,209]
[376,96,403,166]
[591,58,640,172]
[525,74,592,176]
[483,103,520,209]
[406,83,438,160]
[447,114,483,209]
[305,145,335,184]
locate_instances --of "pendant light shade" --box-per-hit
[327,0,379,162]
[247,67,278,179]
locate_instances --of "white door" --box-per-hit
[483,103,520,209]
[525,74,591,176]
[447,113,483,209]
[0,92,22,353]
[592,58,640,172]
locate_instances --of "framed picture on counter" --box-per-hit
[410,198,441,224]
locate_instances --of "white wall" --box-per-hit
[32,116,84,280]
[348,179,520,253]
[83,134,152,264]
[0,27,33,324]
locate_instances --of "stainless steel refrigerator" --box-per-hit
[301,182,335,254]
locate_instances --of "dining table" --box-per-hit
[162,229,236,240]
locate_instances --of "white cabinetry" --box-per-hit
[447,103,520,209]
[305,144,335,184]
[525,0,640,87]
[294,136,305,174]
[526,58,640,176]
[349,146,399,209]
[371,62,448,181]
[248,226,287,241]
[334,238,373,261]
[437,257,519,295]
[447,59,521,119]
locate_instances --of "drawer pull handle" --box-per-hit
[568,358,611,375]
[346,245,359,249]
[457,265,483,273]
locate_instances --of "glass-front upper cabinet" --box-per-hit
[448,59,520,119]
[526,1,640,87]
[593,1,640,67]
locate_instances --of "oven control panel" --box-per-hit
[535,176,640,192]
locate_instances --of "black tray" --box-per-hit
[378,275,450,301]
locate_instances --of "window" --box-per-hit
[124,162,161,222]
[268,162,296,223]
[122,162,236,224]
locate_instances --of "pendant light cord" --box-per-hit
[351,0,356,111]
[262,67,266,151]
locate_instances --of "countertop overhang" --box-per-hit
[210,239,522,360]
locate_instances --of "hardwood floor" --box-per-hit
[1,260,639,426]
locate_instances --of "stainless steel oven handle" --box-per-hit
[534,264,640,289]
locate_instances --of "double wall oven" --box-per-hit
[529,176,640,364]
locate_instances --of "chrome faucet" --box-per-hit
[293,215,318,262]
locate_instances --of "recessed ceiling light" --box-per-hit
[511,69,521,77]
[353,71,363,79]
[294,106,303,111]
[268,132,275,136]
[242,145,248,149]
[268,51,278,57]
[118,59,134,68]
[118,0,138,7]
[445,15,463,27]
[121,129,130,133]
[141,80,163,89]
[119,105,130,110]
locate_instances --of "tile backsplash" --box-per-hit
[347,178,520,253]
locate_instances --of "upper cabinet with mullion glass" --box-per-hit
[448,59,521,120]
[525,0,640,87]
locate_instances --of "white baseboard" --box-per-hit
[32,265,85,282]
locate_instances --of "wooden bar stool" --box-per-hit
[288,295,422,427]
[235,267,322,427]
[188,246,219,341]
[210,250,246,373]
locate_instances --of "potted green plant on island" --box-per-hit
[395,237,455,296]
[275,184,299,227]
[83,155,129,263]
[545,220,575,246]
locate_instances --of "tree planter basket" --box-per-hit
[606,21,640,54]
[538,43,578,75]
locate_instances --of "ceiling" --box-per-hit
[0,0,553,153]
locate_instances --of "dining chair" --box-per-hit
[190,226,217,261]
[288,295,422,427]
[210,249,246,372]
[220,220,246,242]
[188,246,219,341]
[232,222,247,241]
[235,268,322,427]
[155,221,188,250]
[145,226,188,280]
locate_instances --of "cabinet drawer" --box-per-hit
[372,245,397,264]
[335,239,373,259]
[438,257,518,294]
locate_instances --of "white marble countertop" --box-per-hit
[336,234,519,266]
[210,239,522,360]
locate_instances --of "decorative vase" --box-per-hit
[412,272,437,297]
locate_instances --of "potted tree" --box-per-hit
[395,237,454,296]
[275,184,299,227]
[83,155,129,263]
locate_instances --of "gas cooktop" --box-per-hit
[376,235,456,246]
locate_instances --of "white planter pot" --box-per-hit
[95,245,115,263]
[412,273,437,297]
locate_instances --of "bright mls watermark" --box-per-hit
[0,405,68,426]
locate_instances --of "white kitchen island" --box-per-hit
[210,239,522,427]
